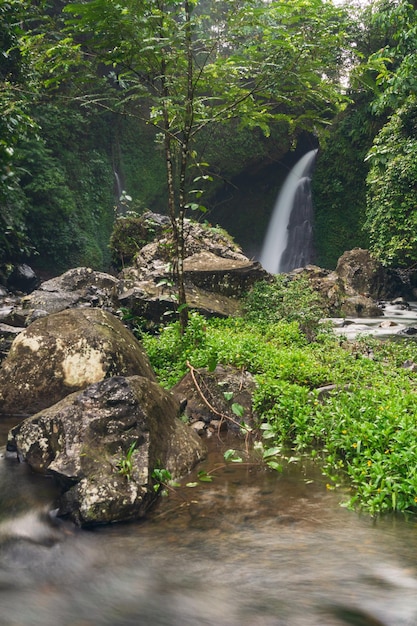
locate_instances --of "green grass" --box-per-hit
[136,278,417,516]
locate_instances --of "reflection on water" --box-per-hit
[1,436,417,625]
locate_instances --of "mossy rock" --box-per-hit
[0,308,156,417]
[109,212,171,270]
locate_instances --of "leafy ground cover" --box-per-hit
[136,277,417,515]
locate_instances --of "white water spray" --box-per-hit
[260,149,318,274]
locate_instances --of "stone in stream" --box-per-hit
[7,376,206,526]
[0,308,156,417]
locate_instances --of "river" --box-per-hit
[1,421,417,626]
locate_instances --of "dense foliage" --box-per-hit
[2,0,417,276]
[312,0,417,269]
[312,100,376,268]
[138,278,417,515]
[0,0,37,268]
[358,0,417,267]
[365,97,417,267]
[16,104,115,270]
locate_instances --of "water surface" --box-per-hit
[1,430,417,626]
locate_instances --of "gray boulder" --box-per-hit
[183,251,266,296]
[6,263,40,294]
[117,219,267,322]
[339,295,382,317]
[335,248,403,300]
[7,376,206,526]
[15,267,119,326]
[0,308,155,417]
[294,250,396,317]
[293,249,414,317]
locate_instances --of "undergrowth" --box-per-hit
[136,278,417,516]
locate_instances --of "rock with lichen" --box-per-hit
[7,376,206,526]
[0,308,155,417]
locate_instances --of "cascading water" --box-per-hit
[260,148,318,274]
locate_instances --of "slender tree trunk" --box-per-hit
[175,0,194,334]
[162,102,187,333]
[160,0,194,335]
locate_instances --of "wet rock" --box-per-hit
[117,216,267,322]
[398,326,417,336]
[7,376,206,526]
[379,320,399,328]
[0,308,156,417]
[340,295,382,318]
[335,249,403,300]
[6,264,40,294]
[390,297,410,310]
[15,267,119,325]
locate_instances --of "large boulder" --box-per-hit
[117,217,268,322]
[338,295,382,317]
[0,308,156,417]
[335,248,404,300]
[295,250,404,317]
[6,264,40,294]
[7,376,206,526]
[183,251,265,295]
[9,267,119,327]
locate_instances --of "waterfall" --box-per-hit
[114,171,123,201]
[260,149,318,274]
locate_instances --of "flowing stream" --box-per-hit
[1,426,417,626]
[330,301,417,339]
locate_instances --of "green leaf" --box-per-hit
[197,471,213,482]
[263,446,281,459]
[224,448,243,463]
[266,460,283,472]
[232,402,245,417]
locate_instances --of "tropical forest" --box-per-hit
[0,0,417,515]
[3,3,417,622]
[3,0,417,506]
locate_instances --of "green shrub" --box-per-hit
[109,211,162,270]
[140,305,417,515]
[243,274,326,340]
[365,96,417,267]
